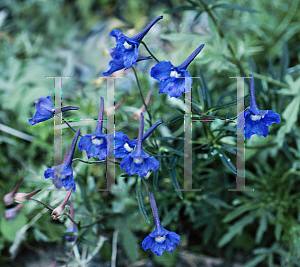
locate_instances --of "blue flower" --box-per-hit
[103,16,163,75]
[150,44,205,98]
[103,56,152,76]
[29,96,54,125]
[29,95,79,125]
[237,75,281,139]
[78,97,107,161]
[44,129,81,190]
[120,113,159,177]
[108,120,163,158]
[142,193,180,256]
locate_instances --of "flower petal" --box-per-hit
[150,61,173,81]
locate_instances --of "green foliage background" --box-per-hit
[0,0,299,266]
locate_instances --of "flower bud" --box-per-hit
[5,203,24,221]
[3,178,23,206]
[51,188,72,220]
[14,188,42,203]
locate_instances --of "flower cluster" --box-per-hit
[5,14,282,260]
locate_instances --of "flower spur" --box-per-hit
[44,129,81,190]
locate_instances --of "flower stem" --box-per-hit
[140,41,160,63]
[136,113,144,151]
[132,66,153,127]
[28,197,79,228]
[95,97,104,134]
[72,158,120,165]
[149,192,162,229]
[57,115,81,136]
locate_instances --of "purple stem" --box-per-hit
[249,74,260,114]
[60,188,73,208]
[131,16,163,43]
[177,44,205,70]
[142,120,163,141]
[149,193,162,229]
[12,178,24,195]
[26,188,42,197]
[136,113,144,151]
[64,129,81,166]
[95,97,104,134]
[70,196,74,220]
[61,106,79,112]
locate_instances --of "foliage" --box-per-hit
[0,0,300,266]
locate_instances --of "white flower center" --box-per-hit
[92,138,103,145]
[124,143,133,152]
[170,70,181,78]
[133,158,143,164]
[250,115,261,121]
[123,41,132,49]
[155,235,166,243]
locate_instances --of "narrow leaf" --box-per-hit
[168,168,183,199]
[135,178,150,224]
[164,6,196,14]
[217,148,236,175]
[212,3,261,13]
[255,211,268,243]
[77,179,93,213]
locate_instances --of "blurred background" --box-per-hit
[0,0,300,266]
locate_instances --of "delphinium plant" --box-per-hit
[1,1,299,266]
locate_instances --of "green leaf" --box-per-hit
[77,236,97,246]
[206,94,250,113]
[77,178,93,213]
[275,221,282,241]
[164,6,196,14]
[255,211,268,244]
[218,212,256,247]
[168,168,183,199]
[282,96,300,132]
[0,213,28,242]
[169,115,184,124]
[161,203,182,227]
[244,254,268,267]
[217,148,236,175]
[135,178,150,224]
[153,170,159,190]
[199,72,211,109]
[223,204,256,223]
[168,154,180,169]
[119,218,139,262]
[162,146,185,157]
[280,42,289,82]
[212,3,261,13]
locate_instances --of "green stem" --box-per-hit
[140,41,160,63]
[28,197,79,228]
[72,158,120,165]
[251,73,289,88]
[132,66,153,127]
[55,114,81,136]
